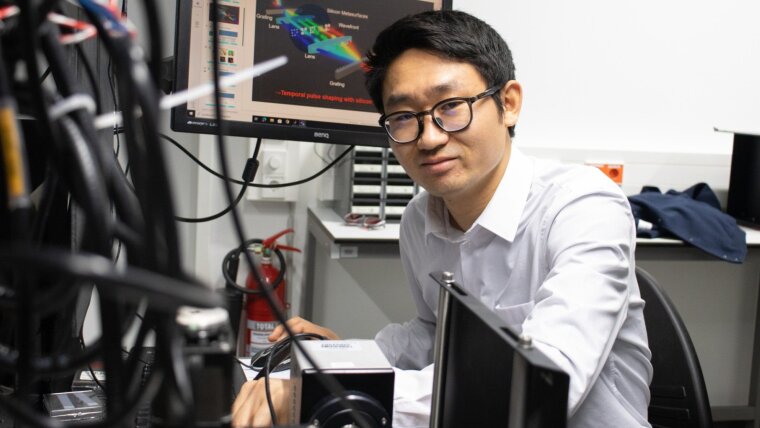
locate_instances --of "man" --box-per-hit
[233,10,652,428]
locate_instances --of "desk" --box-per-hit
[302,206,760,427]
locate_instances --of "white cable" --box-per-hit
[48,94,97,120]
[93,55,288,130]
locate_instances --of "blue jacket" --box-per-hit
[628,183,746,263]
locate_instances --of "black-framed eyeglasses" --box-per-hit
[378,85,502,144]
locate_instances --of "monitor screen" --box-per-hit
[172,0,450,147]
[430,272,570,428]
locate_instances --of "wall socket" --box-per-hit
[247,139,298,201]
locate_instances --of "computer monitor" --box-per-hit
[429,272,570,428]
[172,0,451,147]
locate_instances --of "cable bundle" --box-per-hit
[0,1,225,426]
[0,0,371,426]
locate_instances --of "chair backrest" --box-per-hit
[636,267,713,428]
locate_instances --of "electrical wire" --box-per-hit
[53,12,159,412]
[74,43,103,114]
[158,131,354,188]
[2,1,369,426]
[39,67,51,83]
[174,182,247,223]
[221,239,286,295]
[0,2,239,426]
[15,0,54,399]
[207,2,372,426]
[0,246,222,314]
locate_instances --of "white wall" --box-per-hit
[455,0,760,153]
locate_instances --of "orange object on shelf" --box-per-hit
[590,163,624,185]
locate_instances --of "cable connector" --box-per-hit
[242,157,259,183]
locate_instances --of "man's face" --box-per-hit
[381,49,519,203]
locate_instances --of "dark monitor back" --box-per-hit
[727,132,760,226]
[430,272,569,428]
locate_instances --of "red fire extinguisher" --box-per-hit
[244,228,300,356]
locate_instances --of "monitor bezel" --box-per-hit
[171,0,453,147]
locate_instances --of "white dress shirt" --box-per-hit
[375,148,653,428]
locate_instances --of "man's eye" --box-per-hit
[390,113,415,124]
[438,100,466,114]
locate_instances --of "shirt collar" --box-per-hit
[423,147,533,243]
[476,147,533,242]
[423,192,448,239]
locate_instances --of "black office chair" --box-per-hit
[636,267,713,428]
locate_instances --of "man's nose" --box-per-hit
[416,114,448,150]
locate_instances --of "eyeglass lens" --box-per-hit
[385,99,472,143]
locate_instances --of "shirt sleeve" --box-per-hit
[375,216,437,370]
[521,185,636,416]
[375,210,437,427]
[388,364,435,428]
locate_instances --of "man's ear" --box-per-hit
[500,80,522,128]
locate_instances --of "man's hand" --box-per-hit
[268,316,340,342]
[231,378,290,428]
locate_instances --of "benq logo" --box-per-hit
[314,132,330,139]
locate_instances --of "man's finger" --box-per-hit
[269,317,306,341]
[268,323,285,341]
[231,381,258,427]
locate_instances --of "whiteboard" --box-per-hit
[453,1,760,154]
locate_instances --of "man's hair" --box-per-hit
[365,10,517,138]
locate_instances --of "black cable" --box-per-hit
[137,0,163,87]
[208,2,370,426]
[260,333,325,424]
[122,311,153,392]
[104,37,121,157]
[121,347,149,366]
[29,276,82,317]
[174,182,246,223]
[43,18,144,412]
[39,26,121,256]
[0,336,102,376]
[0,246,223,312]
[31,163,59,243]
[38,0,61,18]
[74,42,104,114]
[251,135,263,160]
[173,153,258,223]
[80,2,182,276]
[264,341,279,426]
[4,3,197,426]
[39,66,51,84]
[55,115,113,254]
[221,239,286,295]
[15,0,54,399]
[114,239,123,262]
[158,131,354,188]
[40,21,146,258]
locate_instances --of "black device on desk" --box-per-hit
[429,272,570,428]
[726,131,760,226]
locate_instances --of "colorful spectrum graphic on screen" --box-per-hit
[252,0,431,113]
